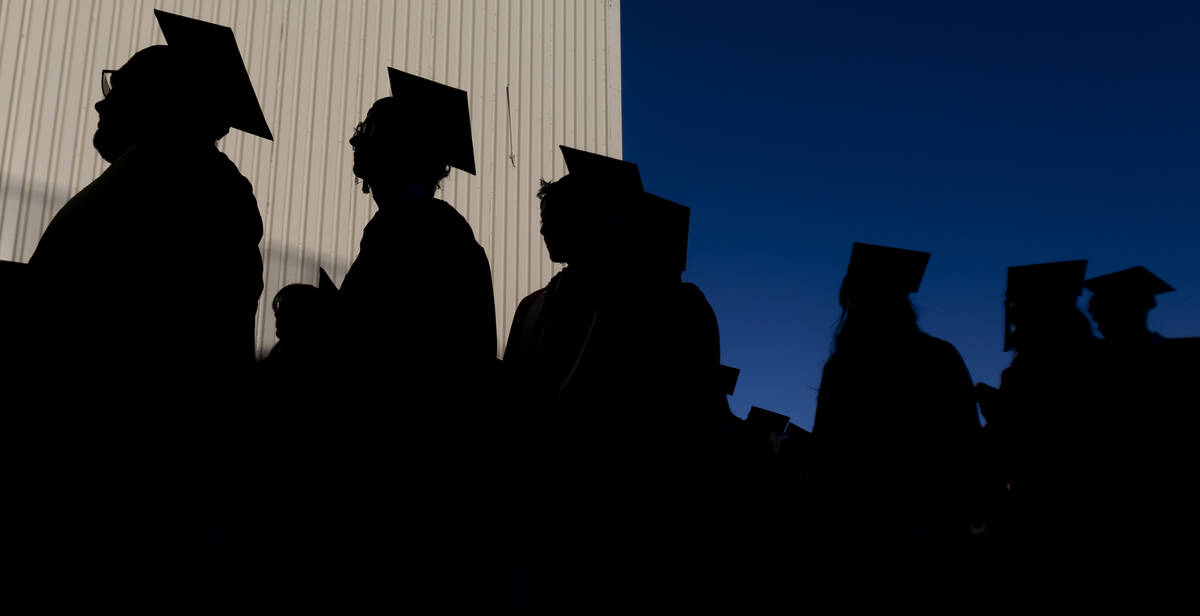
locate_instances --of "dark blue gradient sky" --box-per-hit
[621,1,1200,428]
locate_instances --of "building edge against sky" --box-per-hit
[0,0,623,356]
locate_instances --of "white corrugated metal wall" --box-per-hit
[0,0,623,356]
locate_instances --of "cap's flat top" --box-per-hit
[154,10,272,140]
[1007,260,1089,299]
[1085,265,1174,297]
[747,406,791,432]
[387,67,475,174]
[559,146,643,194]
[846,242,932,294]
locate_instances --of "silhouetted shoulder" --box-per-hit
[147,143,263,297]
[169,147,262,243]
[512,287,547,327]
[914,333,970,367]
[1157,336,1200,377]
[1160,336,1200,355]
[675,282,720,357]
[505,286,548,361]
[388,198,480,255]
[355,198,480,261]
[205,149,257,203]
[424,198,479,242]
[678,282,711,305]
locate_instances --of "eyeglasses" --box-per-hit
[101,69,116,97]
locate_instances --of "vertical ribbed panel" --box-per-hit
[0,0,623,356]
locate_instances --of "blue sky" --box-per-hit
[621,1,1200,428]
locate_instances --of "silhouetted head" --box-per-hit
[350,97,453,197]
[536,175,623,265]
[1006,299,1095,354]
[537,146,647,269]
[93,46,232,162]
[350,68,474,198]
[272,284,327,343]
[1087,294,1153,341]
[537,176,580,263]
[1005,260,1093,353]
[1084,266,1172,343]
[833,243,928,349]
[835,279,920,349]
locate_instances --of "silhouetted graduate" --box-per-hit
[811,243,981,588]
[31,10,268,377]
[341,68,494,374]
[279,67,499,608]
[504,147,647,428]
[1084,266,1199,591]
[506,147,725,439]
[12,10,270,608]
[503,146,729,608]
[1086,265,1199,387]
[979,259,1106,594]
[1084,265,1180,402]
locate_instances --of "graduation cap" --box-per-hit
[1006,260,1088,301]
[746,406,791,434]
[1084,266,1174,301]
[641,192,691,272]
[153,10,272,140]
[386,67,475,174]
[559,146,643,196]
[717,365,740,396]
[318,268,338,293]
[844,242,931,295]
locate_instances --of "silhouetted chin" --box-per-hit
[93,128,129,163]
[352,155,373,187]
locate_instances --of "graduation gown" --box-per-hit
[505,269,725,445]
[1090,333,1200,595]
[29,139,263,378]
[503,268,729,608]
[276,196,499,608]
[812,331,982,554]
[12,138,264,606]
